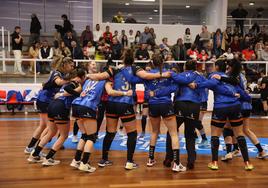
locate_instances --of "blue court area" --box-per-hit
[46,132,268,157]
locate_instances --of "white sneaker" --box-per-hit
[172,162,187,172]
[146,158,156,167]
[20,72,26,75]
[125,161,138,170]
[42,158,60,166]
[70,159,80,168]
[256,151,268,159]
[221,152,233,161]
[27,154,44,163]
[72,135,79,143]
[78,163,96,173]
[24,147,34,154]
[232,150,241,157]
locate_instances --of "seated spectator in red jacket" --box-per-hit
[242,44,255,60]
[198,49,208,61]
[187,44,199,60]
[231,35,241,52]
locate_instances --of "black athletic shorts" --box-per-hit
[72,104,97,119]
[36,100,49,114]
[149,103,175,118]
[241,110,251,118]
[211,104,243,128]
[106,101,136,123]
[47,99,70,121]
[174,101,200,120]
[261,90,268,101]
[200,102,208,111]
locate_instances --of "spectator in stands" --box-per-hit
[198,49,208,62]
[231,35,241,52]
[71,40,83,59]
[257,26,268,43]
[233,26,243,38]
[223,26,232,51]
[183,28,192,50]
[147,45,154,59]
[261,44,268,61]
[159,37,170,58]
[231,3,248,36]
[199,25,211,48]
[93,24,103,44]
[103,26,113,44]
[113,30,119,39]
[135,43,149,60]
[95,37,110,60]
[39,40,53,74]
[149,28,156,47]
[55,41,71,58]
[83,41,95,59]
[121,35,128,48]
[205,42,214,59]
[11,26,25,75]
[111,37,122,60]
[28,14,42,48]
[28,41,40,74]
[222,47,234,60]
[135,30,141,45]
[255,40,264,60]
[187,44,199,60]
[241,35,251,50]
[63,31,77,50]
[119,30,128,47]
[80,25,93,47]
[242,44,255,61]
[139,26,153,44]
[61,14,72,36]
[213,28,224,57]
[128,29,135,48]
[171,38,187,61]
[125,13,137,23]
[112,11,124,23]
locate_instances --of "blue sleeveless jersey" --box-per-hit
[108,66,136,105]
[143,68,174,104]
[37,70,64,103]
[72,79,106,111]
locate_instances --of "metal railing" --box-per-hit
[0,57,268,83]
[227,17,268,31]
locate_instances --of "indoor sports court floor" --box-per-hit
[0,113,268,188]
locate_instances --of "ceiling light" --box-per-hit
[148,17,153,20]
[125,2,130,5]
[249,2,255,6]
[154,9,158,12]
[186,5,190,8]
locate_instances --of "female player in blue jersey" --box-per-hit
[142,53,188,172]
[69,61,133,173]
[24,57,74,155]
[191,60,254,171]
[212,60,268,161]
[97,49,170,170]
[28,69,86,165]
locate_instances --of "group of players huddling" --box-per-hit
[24,48,267,173]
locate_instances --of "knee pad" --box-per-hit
[223,128,234,138]
[81,133,87,142]
[85,133,97,143]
